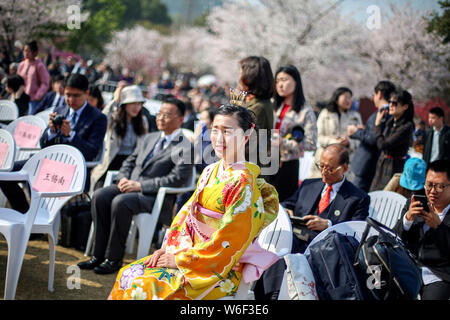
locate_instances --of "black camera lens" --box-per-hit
[52,114,65,127]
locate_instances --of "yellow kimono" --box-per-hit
[109,160,279,300]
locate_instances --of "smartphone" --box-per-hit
[413,194,429,213]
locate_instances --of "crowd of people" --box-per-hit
[0,40,449,301]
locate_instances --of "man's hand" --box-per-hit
[285,208,294,217]
[421,203,442,229]
[118,178,142,193]
[405,195,425,222]
[60,119,72,137]
[48,112,57,133]
[375,109,388,126]
[303,215,329,231]
[347,125,358,137]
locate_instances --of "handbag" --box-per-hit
[353,217,423,300]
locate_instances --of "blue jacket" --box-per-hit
[32,91,66,115]
[39,103,107,161]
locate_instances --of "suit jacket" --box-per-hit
[39,103,107,161]
[423,125,450,165]
[115,130,194,195]
[350,111,380,177]
[33,91,66,115]
[282,178,370,241]
[393,197,450,283]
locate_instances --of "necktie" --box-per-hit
[318,185,333,214]
[143,137,166,166]
[71,112,78,128]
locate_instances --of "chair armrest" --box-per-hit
[163,185,196,194]
[0,170,29,181]
[37,190,84,198]
[17,147,41,152]
[104,170,119,187]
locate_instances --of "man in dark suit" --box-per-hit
[32,74,66,114]
[0,74,106,213]
[348,80,395,192]
[78,96,194,274]
[255,143,370,300]
[393,159,450,300]
[423,107,450,165]
[40,74,107,163]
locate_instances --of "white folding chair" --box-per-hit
[0,129,15,172]
[368,190,407,229]
[221,204,293,300]
[5,115,47,162]
[0,100,19,127]
[84,166,197,259]
[0,145,86,299]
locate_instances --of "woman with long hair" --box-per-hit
[271,64,317,201]
[370,90,415,191]
[90,85,148,191]
[309,87,362,178]
[108,100,279,300]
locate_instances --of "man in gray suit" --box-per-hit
[78,96,194,274]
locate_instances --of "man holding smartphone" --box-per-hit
[394,159,450,300]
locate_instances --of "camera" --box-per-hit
[379,105,389,112]
[52,114,66,128]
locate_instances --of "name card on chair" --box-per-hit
[14,121,43,148]
[33,158,76,192]
[0,142,8,166]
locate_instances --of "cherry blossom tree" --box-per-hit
[358,4,450,101]
[103,26,167,79]
[0,0,86,59]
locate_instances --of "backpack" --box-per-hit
[60,193,92,251]
[353,217,422,300]
[306,231,371,300]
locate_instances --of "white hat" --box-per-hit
[120,85,146,106]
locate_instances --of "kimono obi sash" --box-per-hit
[186,202,279,283]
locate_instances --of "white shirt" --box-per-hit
[321,176,346,228]
[403,202,449,285]
[159,128,182,151]
[430,127,442,162]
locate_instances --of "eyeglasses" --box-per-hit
[388,100,398,107]
[425,182,449,193]
[156,112,176,119]
[315,162,342,173]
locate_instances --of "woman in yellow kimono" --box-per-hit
[109,102,279,300]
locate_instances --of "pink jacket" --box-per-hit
[17,58,50,101]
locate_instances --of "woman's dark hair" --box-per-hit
[274,64,306,113]
[6,74,25,92]
[213,104,257,132]
[205,106,218,123]
[25,40,38,54]
[64,74,89,92]
[326,87,353,114]
[113,103,147,139]
[239,56,274,100]
[390,90,414,122]
[88,84,104,109]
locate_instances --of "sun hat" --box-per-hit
[399,157,427,191]
[119,85,146,106]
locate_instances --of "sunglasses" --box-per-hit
[388,100,398,107]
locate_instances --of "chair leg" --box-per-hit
[4,228,28,300]
[84,222,94,257]
[47,232,56,292]
[125,221,137,255]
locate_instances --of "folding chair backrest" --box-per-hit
[86,139,106,168]
[5,115,47,148]
[257,204,293,255]
[0,100,19,122]
[368,190,407,229]
[0,129,15,171]
[35,108,54,125]
[23,144,86,223]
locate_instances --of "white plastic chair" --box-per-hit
[85,139,106,168]
[84,166,197,259]
[221,204,293,300]
[0,144,86,299]
[5,115,47,162]
[35,107,54,125]
[0,100,19,126]
[368,190,407,229]
[0,129,15,172]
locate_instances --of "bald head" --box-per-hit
[320,144,349,185]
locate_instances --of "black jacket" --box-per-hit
[423,125,450,165]
[393,197,450,283]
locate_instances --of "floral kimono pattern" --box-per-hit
[109,160,279,300]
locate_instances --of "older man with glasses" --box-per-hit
[394,159,450,300]
[254,143,370,300]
